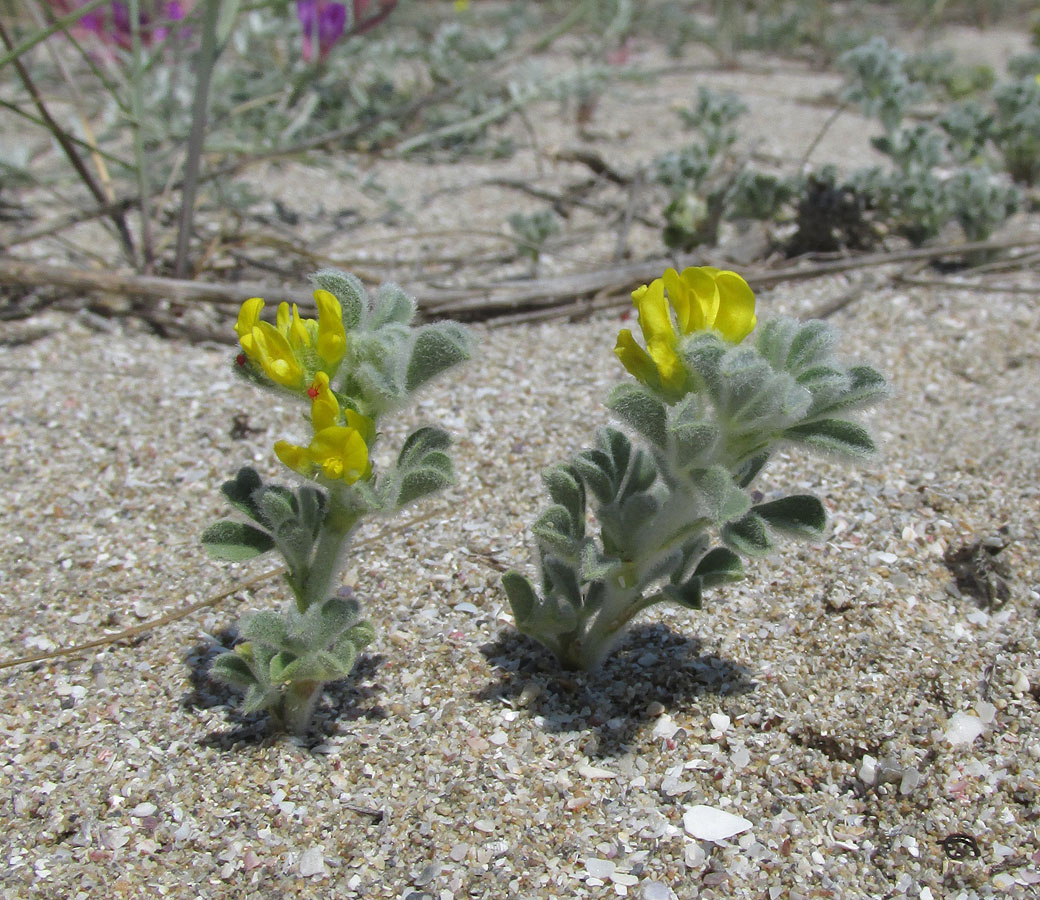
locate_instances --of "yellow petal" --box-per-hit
[289,303,314,351]
[343,409,376,447]
[614,329,660,388]
[633,280,674,349]
[646,335,685,394]
[315,289,347,370]
[309,371,340,432]
[309,426,369,485]
[275,302,291,336]
[274,440,311,476]
[253,322,305,389]
[711,270,757,343]
[235,297,264,357]
[678,267,721,333]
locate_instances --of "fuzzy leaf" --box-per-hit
[608,383,668,449]
[599,427,632,482]
[405,324,471,393]
[220,467,264,523]
[330,640,358,675]
[243,684,279,714]
[398,426,452,470]
[370,282,416,328]
[542,465,585,536]
[579,542,622,583]
[722,512,774,557]
[694,466,751,523]
[671,421,719,464]
[503,571,538,623]
[784,418,876,456]
[396,466,452,507]
[209,651,257,688]
[344,620,375,650]
[300,594,361,647]
[663,577,703,610]
[786,320,835,372]
[573,449,615,504]
[618,491,660,535]
[201,520,275,560]
[296,486,327,536]
[733,453,769,488]
[241,610,290,648]
[693,547,745,586]
[542,556,582,609]
[268,650,297,684]
[258,486,297,530]
[311,268,365,330]
[622,449,657,498]
[533,505,580,553]
[754,495,827,538]
[815,365,887,415]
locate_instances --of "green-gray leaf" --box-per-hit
[608,383,668,449]
[784,418,876,456]
[754,495,827,537]
[503,571,538,623]
[722,512,774,557]
[405,324,471,393]
[220,467,264,523]
[693,547,744,587]
[201,520,275,560]
[209,652,257,688]
[396,466,452,507]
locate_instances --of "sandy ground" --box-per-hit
[2,17,1040,900]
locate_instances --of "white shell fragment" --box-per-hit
[945,712,986,746]
[298,846,325,877]
[682,805,753,842]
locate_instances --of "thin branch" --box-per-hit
[0,17,138,266]
[174,0,222,278]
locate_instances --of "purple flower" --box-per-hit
[49,1,189,50]
[296,0,347,62]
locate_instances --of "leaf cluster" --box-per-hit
[504,318,886,670]
[209,590,374,728]
[310,269,473,421]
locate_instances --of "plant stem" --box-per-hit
[173,0,223,278]
[280,680,323,736]
[128,0,155,271]
[300,499,359,612]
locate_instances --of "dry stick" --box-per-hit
[0,506,449,671]
[0,565,286,672]
[0,19,138,266]
[896,273,1040,294]
[5,235,1040,324]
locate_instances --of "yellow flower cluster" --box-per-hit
[234,290,347,391]
[274,372,374,486]
[235,292,370,485]
[615,266,756,399]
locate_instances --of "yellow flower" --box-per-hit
[234,290,349,392]
[615,266,756,397]
[252,321,306,390]
[235,297,264,358]
[314,289,347,370]
[274,373,374,484]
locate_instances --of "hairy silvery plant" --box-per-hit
[203,269,472,733]
[503,267,886,671]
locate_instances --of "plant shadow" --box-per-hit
[181,629,387,751]
[477,623,755,759]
